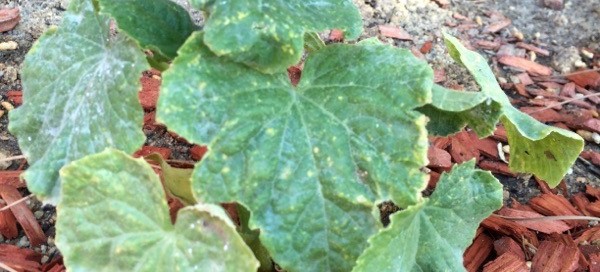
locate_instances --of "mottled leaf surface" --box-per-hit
[430,34,583,186]
[353,161,502,272]
[8,0,148,203]
[190,0,362,73]
[98,0,197,60]
[157,32,433,271]
[419,84,502,137]
[57,149,259,272]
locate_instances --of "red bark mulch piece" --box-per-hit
[190,145,208,161]
[6,90,22,105]
[0,185,46,247]
[0,170,25,188]
[529,193,585,228]
[138,71,161,111]
[478,160,515,177]
[497,207,572,233]
[566,70,600,89]
[449,131,480,163]
[481,215,539,247]
[464,230,493,272]
[287,65,302,86]
[493,236,526,260]
[498,56,553,76]
[0,8,20,33]
[0,244,42,272]
[427,146,452,170]
[482,253,529,272]
[378,25,413,41]
[0,202,18,239]
[531,240,581,272]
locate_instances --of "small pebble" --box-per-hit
[0,110,4,118]
[582,49,594,59]
[475,16,483,26]
[593,133,600,145]
[34,210,44,219]
[48,246,57,255]
[577,130,594,142]
[529,51,537,62]
[41,245,47,254]
[574,60,587,68]
[0,41,18,51]
[17,236,29,247]
[47,237,55,246]
[41,255,49,264]
[511,27,524,40]
[1,101,14,111]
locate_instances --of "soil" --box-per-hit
[0,0,599,271]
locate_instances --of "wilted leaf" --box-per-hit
[419,84,502,137]
[98,0,197,60]
[190,0,362,73]
[157,32,433,271]
[57,149,259,272]
[8,0,148,203]
[422,34,583,186]
[353,160,503,272]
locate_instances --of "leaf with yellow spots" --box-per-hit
[157,32,433,271]
[190,0,362,73]
[57,149,259,271]
[8,0,148,204]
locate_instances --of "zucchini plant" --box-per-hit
[9,0,583,271]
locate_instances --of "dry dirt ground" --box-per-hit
[0,0,598,269]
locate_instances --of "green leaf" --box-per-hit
[8,0,148,204]
[418,84,503,137]
[145,153,195,205]
[353,160,503,272]
[190,0,362,73]
[157,32,433,271]
[425,34,583,186]
[304,32,326,53]
[57,149,259,272]
[98,0,197,60]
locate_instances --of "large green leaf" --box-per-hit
[353,160,503,272]
[157,32,433,271]
[98,0,197,60]
[8,0,148,204]
[57,149,259,272]
[190,0,362,73]
[422,34,583,186]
